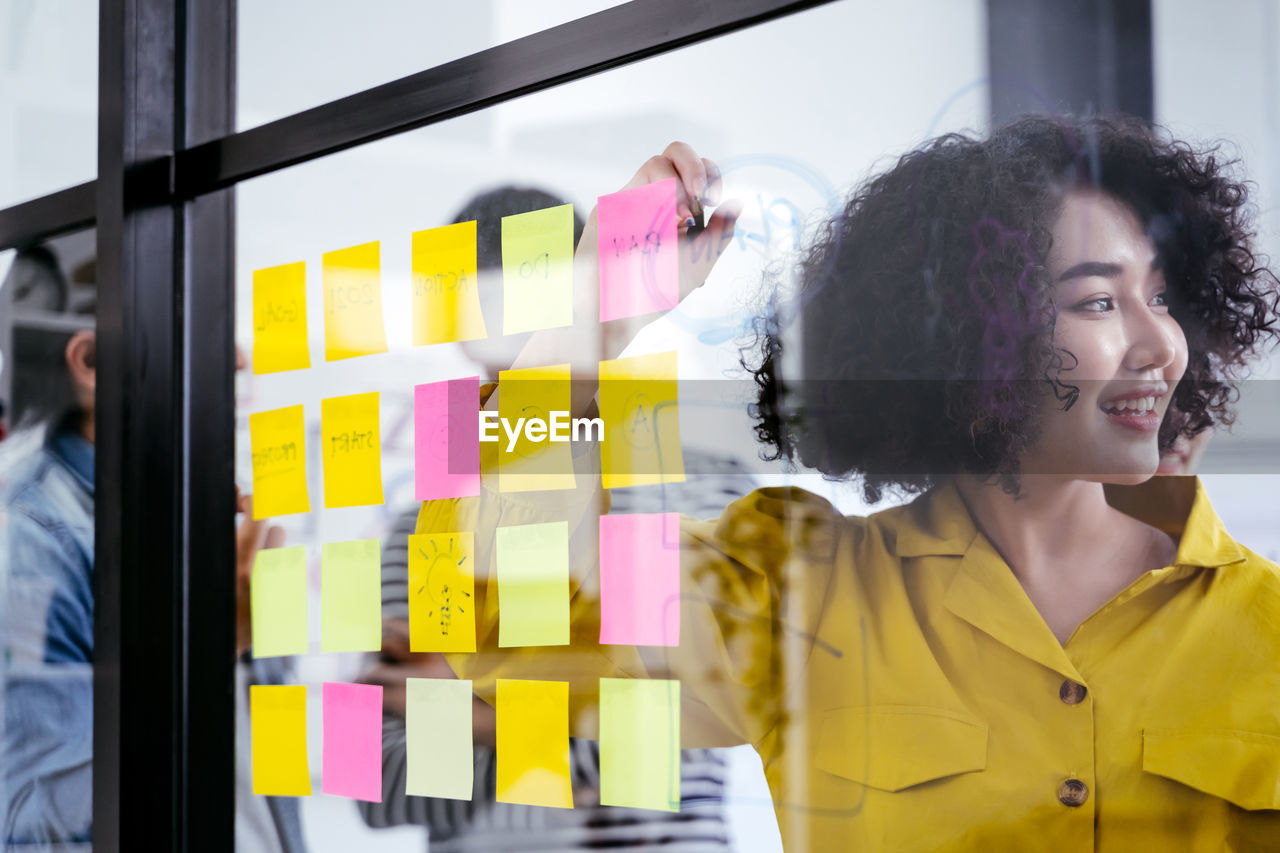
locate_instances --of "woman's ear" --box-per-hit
[64,330,96,402]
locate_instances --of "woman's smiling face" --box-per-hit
[1020,189,1189,483]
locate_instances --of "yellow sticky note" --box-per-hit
[599,350,685,489]
[321,539,382,653]
[405,678,474,800]
[496,679,573,808]
[323,241,387,360]
[249,404,311,519]
[501,204,575,334]
[251,684,312,796]
[407,532,476,653]
[412,220,487,345]
[600,678,681,811]
[253,261,311,374]
[321,391,384,508]
[496,363,576,493]
[496,521,569,648]
[251,545,309,658]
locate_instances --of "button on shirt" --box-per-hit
[425,434,1280,853]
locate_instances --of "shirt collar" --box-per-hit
[894,475,1245,570]
[45,413,95,495]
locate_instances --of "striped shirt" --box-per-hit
[360,452,759,850]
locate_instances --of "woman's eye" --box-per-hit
[1151,291,1170,308]
[1077,296,1113,312]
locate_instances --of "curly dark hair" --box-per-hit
[744,114,1280,503]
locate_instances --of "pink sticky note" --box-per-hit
[597,178,680,322]
[322,681,383,801]
[598,513,680,646]
[415,377,481,501]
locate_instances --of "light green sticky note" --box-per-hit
[251,546,309,658]
[495,521,569,647]
[600,678,680,811]
[321,539,383,653]
[405,678,474,800]
[501,204,575,334]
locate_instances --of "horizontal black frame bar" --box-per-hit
[0,0,836,249]
[0,181,96,249]
[175,0,838,196]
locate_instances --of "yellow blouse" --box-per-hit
[422,457,1280,851]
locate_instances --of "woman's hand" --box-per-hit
[606,141,742,302]
[505,142,740,414]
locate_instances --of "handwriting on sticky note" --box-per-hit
[253,261,311,374]
[412,220,487,345]
[501,204,575,334]
[251,684,311,796]
[322,681,383,802]
[597,178,679,322]
[249,404,311,519]
[599,513,680,647]
[599,350,684,489]
[321,391,384,508]
[497,363,575,493]
[496,521,569,648]
[408,532,476,654]
[321,539,382,653]
[496,679,573,809]
[599,678,680,811]
[406,678,474,800]
[323,241,387,360]
[415,377,480,501]
[251,545,309,658]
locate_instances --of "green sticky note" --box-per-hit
[599,678,680,811]
[495,521,569,647]
[405,677,474,800]
[321,539,383,653]
[251,546,309,658]
[501,204,575,334]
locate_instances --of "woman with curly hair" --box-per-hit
[420,115,1280,851]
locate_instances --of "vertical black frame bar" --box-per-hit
[987,0,1153,125]
[182,0,238,847]
[95,0,236,848]
[94,0,182,846]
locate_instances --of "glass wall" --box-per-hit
[233,2,985,850]
[0,1,97,208]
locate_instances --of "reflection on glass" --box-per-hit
[0,232,97,847]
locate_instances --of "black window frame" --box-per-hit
[0,0,1149,848]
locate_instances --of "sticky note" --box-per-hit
[496,363,576,493]
[597,178,679,322]
[321,391,384,508]
[321,539,382,653]
[600,678,680,811]
[412,220,487,345]
[496,521,569,648]
[407,532,476,653]
[251,545,309,657]
[599,513,680,646]
[322,681,383,802]
[251,684,311,796]
[405,678,473,800]
[414,377,480,501]
[249,404,311,519]
[253,261,311,374]
[496,679,572,808]
[323,241,387,360]
[501,204,575,334]
[599,350,685,489]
